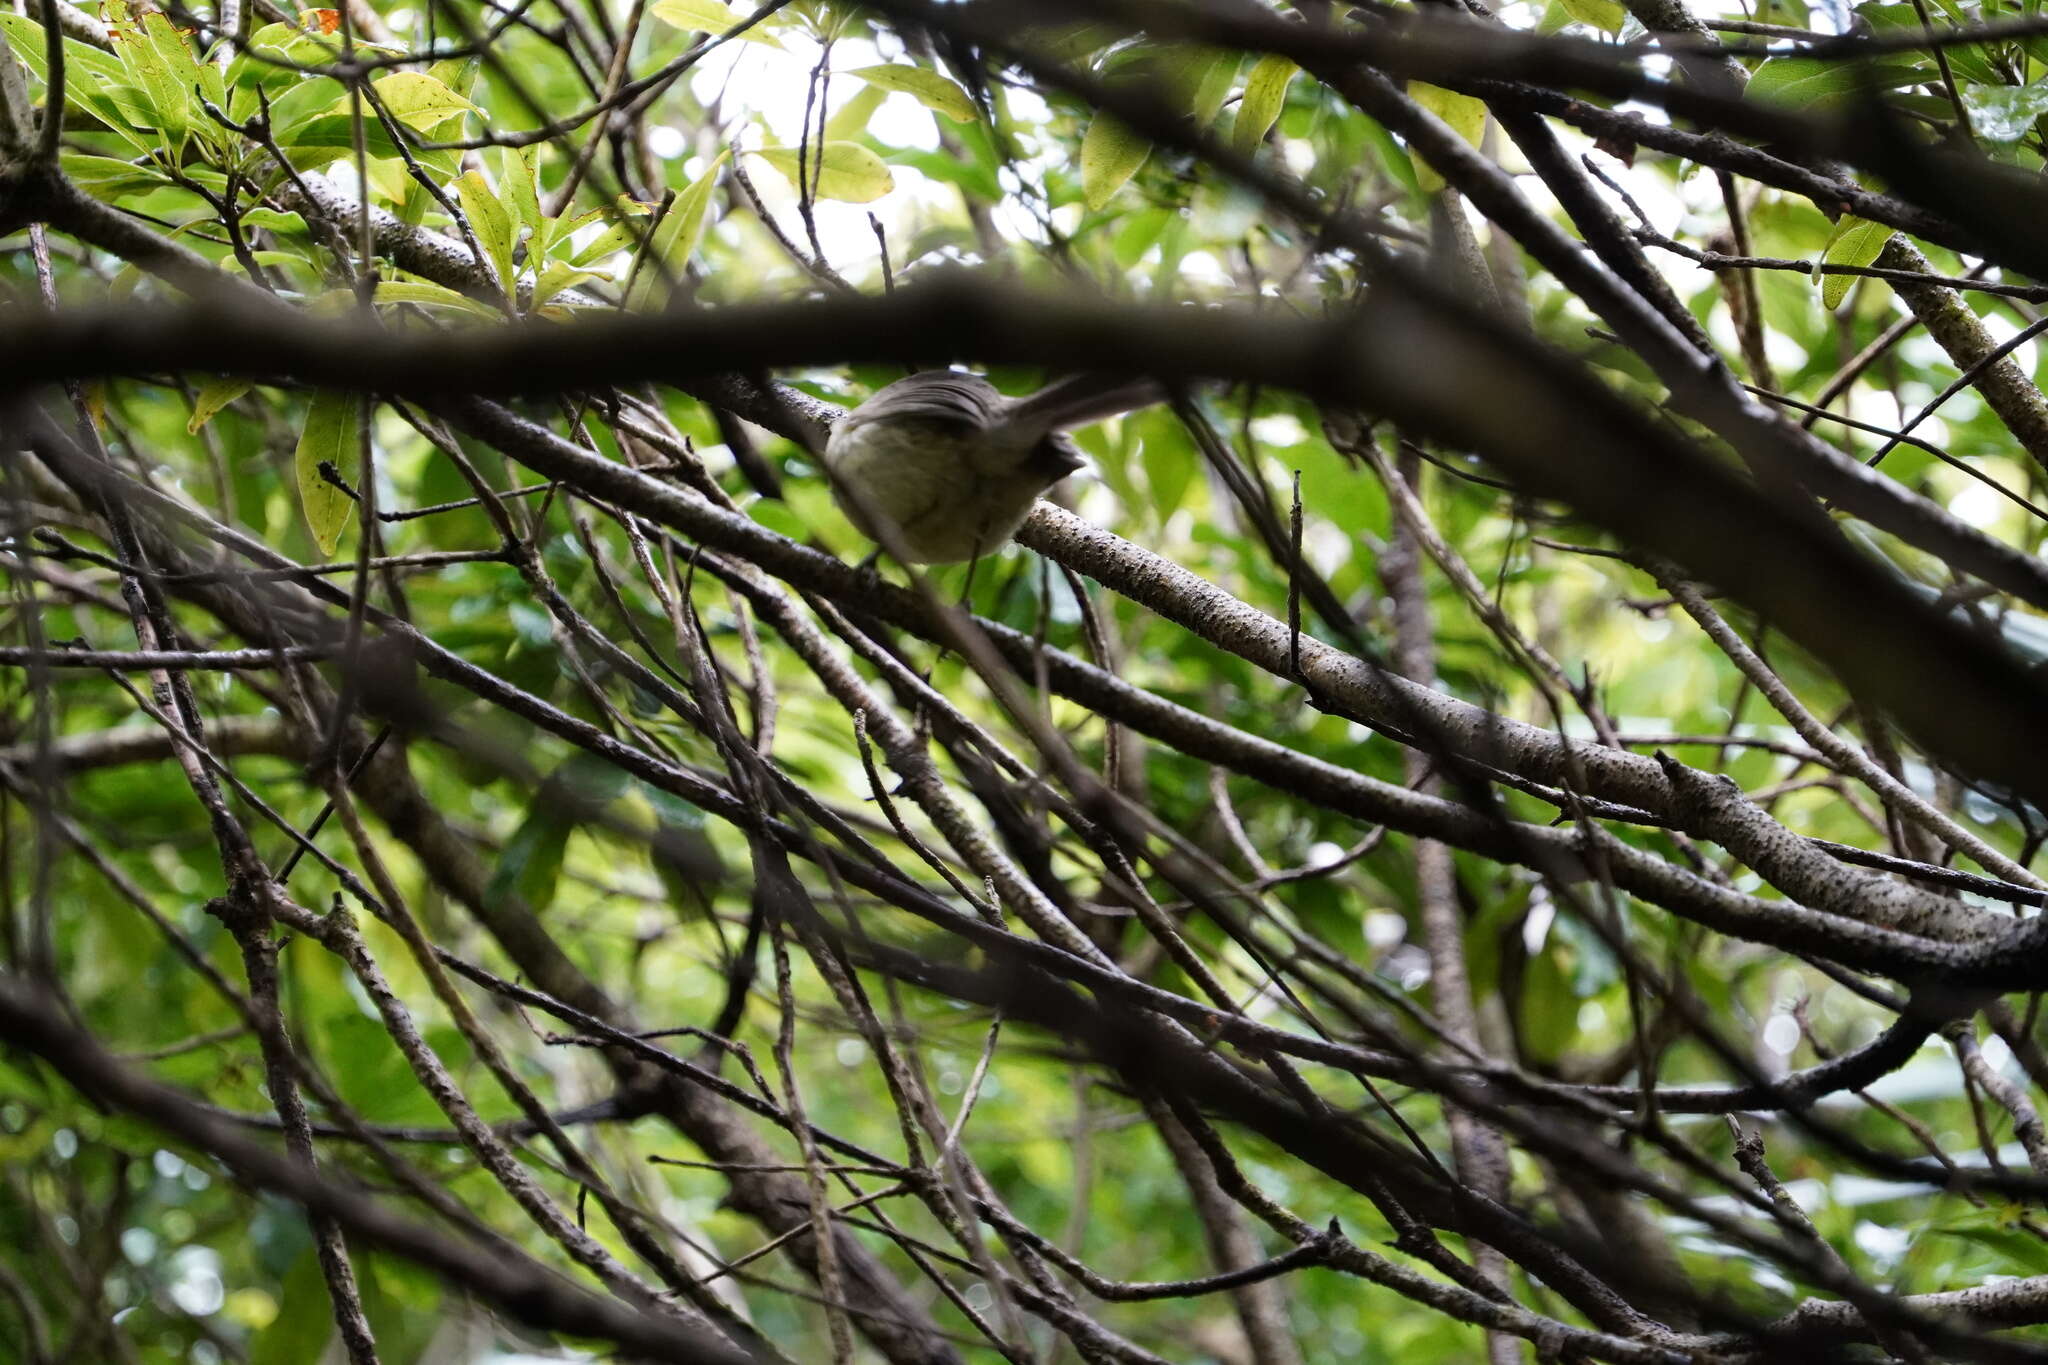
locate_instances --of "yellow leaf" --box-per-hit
[1408,83,1486,194]
[846,64,975,122]
[187,377,251,433]
[1559,0,1627,32]
[454,169,518,296]
[372,279,504,321]
[366,71,476,132]
[649,0,781,46]
[1233,54,1295,154]
[295,391,363,556]
[749,142,894,203]
[1080,112,1149,210]
[824,83,888,141]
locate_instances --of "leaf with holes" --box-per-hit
[111,1,195,149]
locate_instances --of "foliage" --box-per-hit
[3,0,2048,1362]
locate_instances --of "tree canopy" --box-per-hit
[8,0,2048,1361]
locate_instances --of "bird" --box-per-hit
[823,369,1163,565]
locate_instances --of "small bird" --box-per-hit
[824,369,1163,564]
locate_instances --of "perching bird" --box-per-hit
[824,369,1163,564]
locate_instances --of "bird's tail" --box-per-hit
[1002,373,1167,438]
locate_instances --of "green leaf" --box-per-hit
[626,152,726,308]
[847,63,976,122]
[1357,113,1419,196]
[1080,112,1150,210]
[487,805,570,913]
[1559,0,1627,31]
[112,3,196,148]
[428,54,480,102]
[187,376,252,432]
[0,9,152,149]
[368,70,477,133]
[269,105,412,167]
[1164,46,1238,127]
[1858,2,2002,82]
[533,263,606,307]
[567,197,658,266]
[241,207,310,234]
[0,28,36,149]
[250,1254,333,1365]
[1819,215,1894,309]
[1747,57,1930,109]
[60,153,176,201]
[146,9,224,115]
[649,0,782,45]
[1408,83,1486,194]
[1232,54,1296,154]
[496,144,544,241]
[454,169,519,297]
[825,82,888,141]
[295,391,362,555]
[885,145,1001,201]
[372,279,505,321]
[485,755,631,914]
[1934,1223,2048,1277]
[749,142,894,203]
[229,19,343,95]
[1518,942,1580,1065]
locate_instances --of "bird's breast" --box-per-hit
[824,418,1056,564]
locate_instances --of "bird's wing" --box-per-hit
[845,370,1005,429]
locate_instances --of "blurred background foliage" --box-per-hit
[4,0,2048,1360]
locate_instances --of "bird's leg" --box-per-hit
[851,546,885,593]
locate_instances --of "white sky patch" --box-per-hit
[168,1247,227,1317]
[1943,390,1984,426]
[1250,413,1306,445]
[1761,1012,1802,1057]
[1303,520,1352,578]
[1983,1032,2015,1074]
[1898,334,1957,374]
[1178,249,1230,288]
[1854,1220,1913,1264]
[1949,477,2009,529]
[646,123,689,159]
[1762,327,1806,377]
[1363,911,1407,949]
[1521,897,1555,955]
